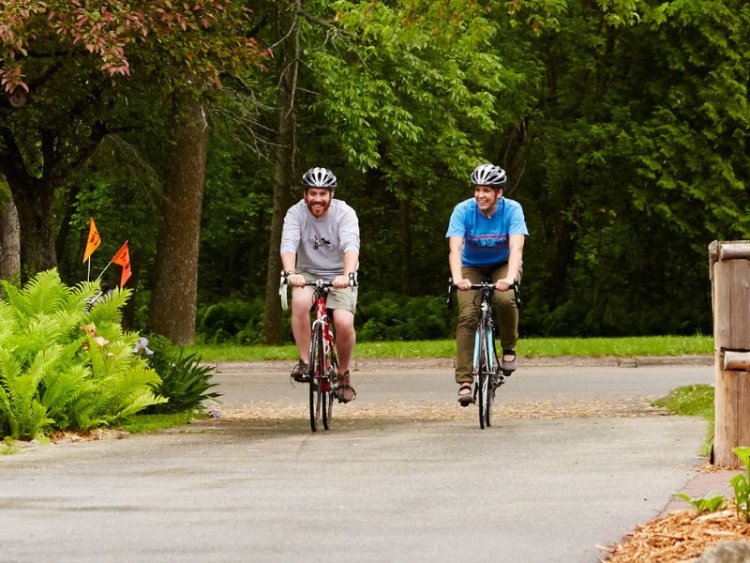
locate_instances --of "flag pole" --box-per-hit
[96,240,129,284]
[94,260,113,282]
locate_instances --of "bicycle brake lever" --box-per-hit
[512,282,522,311]
[279,272,289,311]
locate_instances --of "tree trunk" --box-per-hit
[0,194,21,288]
[547,182,577,304]
[399,194,413,295]
[147,103,209,345]
[10,179,57,279]
[261,2,298,345]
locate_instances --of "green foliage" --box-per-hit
[0,270,166,439]
[143,335,220,414]
[674,492,725,515]
[731,447,750,523]
[358,293,453,341]
[5,0,750,343]
[196,297,288,344]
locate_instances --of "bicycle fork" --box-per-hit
[472,306,504,390]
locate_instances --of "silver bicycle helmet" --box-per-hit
[302,167,337,190]
[471,164,507,188]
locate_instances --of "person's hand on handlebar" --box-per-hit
[454,278,473,291]
[332,274,351,289]
[494,277,514,292]
[287,273,306,287]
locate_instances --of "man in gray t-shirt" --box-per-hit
[280,167,360,403]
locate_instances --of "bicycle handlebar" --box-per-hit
[279,272,358,311]
[446,277,522,310]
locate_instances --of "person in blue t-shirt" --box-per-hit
[446,163,529,406]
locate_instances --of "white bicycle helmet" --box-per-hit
[302,167,337,190]
[471,164,507,188]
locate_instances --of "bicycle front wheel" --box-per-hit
[477,326,492,429]
[309,325,325,433]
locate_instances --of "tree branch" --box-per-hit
[295,2,352,37]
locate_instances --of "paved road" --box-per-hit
[1,362,713,563]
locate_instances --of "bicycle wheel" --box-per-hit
[477,326,491,429]
[309,326,325,433]
[322,351,338,430]
[484,325,497,427]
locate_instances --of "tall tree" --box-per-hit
[261,1,299,345]
[0,0,266,279]
[147,102,209,344]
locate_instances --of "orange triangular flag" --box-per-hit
[111,241,132,288]
[82,217,101,263]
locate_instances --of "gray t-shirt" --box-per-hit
[280,199,360,278]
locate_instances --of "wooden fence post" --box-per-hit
[710,240,750,468]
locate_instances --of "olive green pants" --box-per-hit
[455,264,520,384]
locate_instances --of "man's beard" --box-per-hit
[307,200,330,217]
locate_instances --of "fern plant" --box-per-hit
[0,270,166,439]
[144,335,220,413]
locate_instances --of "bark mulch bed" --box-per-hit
[600,508,750,562]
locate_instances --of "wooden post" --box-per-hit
[710,240,750,468]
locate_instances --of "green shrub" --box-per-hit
[196,297,292,344]
[357,292,452,341]
[143,335,221,413]
[0,270,166,439]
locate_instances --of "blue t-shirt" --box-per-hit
[446,198,528,267]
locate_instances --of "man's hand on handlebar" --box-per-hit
[287,273,306,287]
[332,275,351,289]
[453,278,473,291]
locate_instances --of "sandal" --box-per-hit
[501,350,517,374]
[335,370,357,403]
[457,382,474,407]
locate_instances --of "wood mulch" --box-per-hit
[600,508,750,562]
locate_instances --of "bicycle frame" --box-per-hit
[310,283,337,391]
[472,285,500,377]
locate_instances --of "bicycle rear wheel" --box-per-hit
[322,352,338,430]
[308,326,325,433]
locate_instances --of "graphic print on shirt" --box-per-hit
[312,234,333,250]
[466,233,508,249]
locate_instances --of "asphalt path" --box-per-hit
[1,361,713,563]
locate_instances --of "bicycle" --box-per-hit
[280,273,356,432]
[448,278,521,429]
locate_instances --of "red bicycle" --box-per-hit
[280,274,355,432]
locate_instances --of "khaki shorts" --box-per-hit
[300,272,358,314]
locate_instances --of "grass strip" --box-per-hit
[187,335,713,363]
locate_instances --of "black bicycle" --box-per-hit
[448,279,520,429]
